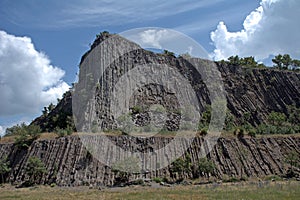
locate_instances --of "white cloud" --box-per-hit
[121,28,209,58]
[139,29,169,49]
[0,126,4,136]
[0,30,69,117]
[210,0,300,61]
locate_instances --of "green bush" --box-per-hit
[234,128,244,138]
[268,111,286,126]
[6,123,41,139]
[264,175,282,181]
[50,183,56,187]
[152,177,163,183]
[256,124,297,135]
[54,126,73,137]
[198,128,208,137]
[248,129,256,137]
[6,123,41,148]
[198,158,215,181]
[223,177,239,183]
[25,156,47,186]
[171,154,192,180]
[0,157,11,183]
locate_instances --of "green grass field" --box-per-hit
[0,181,299,200]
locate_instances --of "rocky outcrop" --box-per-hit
[1,135,299,186]
[31,91,73,132]
[32,34,300,131]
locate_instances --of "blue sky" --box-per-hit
[0,0,299,135]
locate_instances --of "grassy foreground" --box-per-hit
[0,181,299,200]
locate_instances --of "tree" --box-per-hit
[42,107,48,116]
[228,55,241,66]
[198,158,215,181]
[272,54,283,69]
[47,103,55,112]
[288,105,300,125]
[285,150,299,177]
[272,54,293,69]
[163,50,175,57]
[292,59,300,70]
[268,111,286,126]
[240,56,257,67]
[198,105,211,130]
[96,31,110,39]
[171,155,192,180]
[292,59,300,67]
[171,157,185,179]
[25,157,47,185]
[0,157,11,183]
[282,54,293,69]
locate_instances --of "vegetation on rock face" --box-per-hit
[255,108,300,135]
[0,157,11,184]
[285,150,299,178]
[25,156,47,186]
[272,54,300,70]
[5,123,41,148]
[198,158,215,181]
[9,44,298,138]
[112,157,140,186]
[218,55,265,68]
[219,54,300,71]
[171,154,192,181]
[162,49,176,57]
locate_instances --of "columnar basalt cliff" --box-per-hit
[3,33,299,187]
[32,33,300,131]
[0,135,299,186]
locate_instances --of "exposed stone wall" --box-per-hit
[32,36,300,131]
[1,135,299,186]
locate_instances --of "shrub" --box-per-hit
[268,111,286,126]
[198,158,215,181]
[25,156,47,186]
[234,128,244,138]
[199,128,208,137]
[163,50,175,57]
[152,177,163,183]
[248,129,256,137]
[0,157,11,183]
[264,175,282,181]
[6,123,41,148]
[50,183,56,187]
[223,177,239,183]
[171,154,192,180]
[131,106,143,114]
[54,126,73,138]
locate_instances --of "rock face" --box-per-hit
[0,135,299,186]
[15,33,299,186]
[32,33,300,131]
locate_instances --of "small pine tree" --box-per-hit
[25,157,47,185]
[0,157,11,183]
[198,158,215,181]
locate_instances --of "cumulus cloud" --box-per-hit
[210,0,300,61]
[0,30,69,118]
[138,29,173,49]
[121,28,209,58]
[0,125,4,136]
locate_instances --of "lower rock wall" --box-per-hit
[0,135,299,186]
